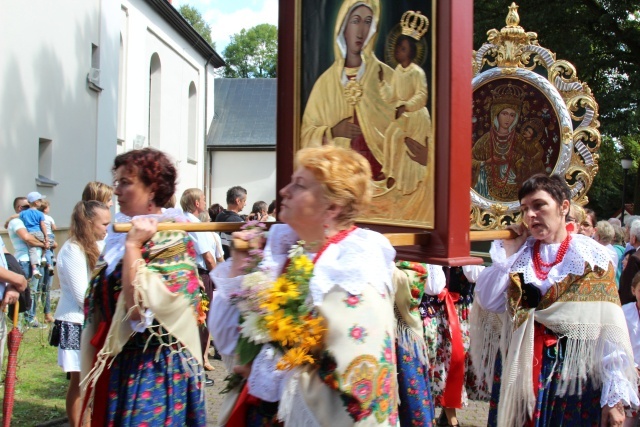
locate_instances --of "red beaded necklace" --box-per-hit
[532,234,572,280]
[313,225,357,264]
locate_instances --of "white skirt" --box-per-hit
[58,348,80,372]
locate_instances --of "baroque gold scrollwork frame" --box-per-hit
[470,2,600,230]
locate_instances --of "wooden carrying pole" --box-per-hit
[112,222,517,248]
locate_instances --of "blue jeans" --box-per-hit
[19,261,37,322]
[41,269,52,314]
[44,233,55,268]
[20,261,51,322]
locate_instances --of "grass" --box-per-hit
[1,309,67,426]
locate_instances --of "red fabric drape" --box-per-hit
[437,288,465,408]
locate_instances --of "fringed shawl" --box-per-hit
[393,261,430,366]
[471,263,638,427]
[80,230,204,420]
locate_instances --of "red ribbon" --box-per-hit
[437,288,465,408]
[80,320,112,426]
[227,383,250,427]
[528,322,558,426]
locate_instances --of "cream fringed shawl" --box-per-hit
[277,285,398,427]
[275,226,399,426]
[80,230,204,419]
[393,261,446,366]
[471,264,638,427]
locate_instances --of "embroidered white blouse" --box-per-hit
[475,233,638,408]
[209,224,396,404]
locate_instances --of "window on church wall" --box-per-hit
[36,138,58,187]
[117,34,126,143]
[149,53,161,148]
[91,44,100,68]
[187,82,197,163]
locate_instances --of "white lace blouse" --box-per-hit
[475,233,612,313]
[208,224,396,402]
[475,233,638,408]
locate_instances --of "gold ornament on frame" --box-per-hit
[470,2,600,230]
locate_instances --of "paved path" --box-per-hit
[204,358,490,426]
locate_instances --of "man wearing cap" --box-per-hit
[20,192,50,279]
[6,196,47,328]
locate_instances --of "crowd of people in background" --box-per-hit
[2,146,640,426]
[0,147,282,426]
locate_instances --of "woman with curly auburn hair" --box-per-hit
[81,148,206,426]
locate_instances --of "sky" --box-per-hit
[172,0,279,54]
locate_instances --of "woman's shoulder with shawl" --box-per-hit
[568,233,613,273]
[349,227,396,263]
[571,233,609,256]
[308,227,395,303]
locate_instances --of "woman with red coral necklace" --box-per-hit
[472,174,638,427]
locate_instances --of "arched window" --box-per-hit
[148,53,161,147]
[188,82,197,161]
[117,34,126,144]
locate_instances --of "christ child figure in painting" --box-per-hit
[517,117,547,180]
[472,83,527,202]
[377,10,432,195]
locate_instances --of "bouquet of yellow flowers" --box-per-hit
[233,239,326,371]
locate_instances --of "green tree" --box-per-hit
[475,1,640,218]
[222,24,277,78]
[179,4,215,49]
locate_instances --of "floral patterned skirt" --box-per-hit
[423,295,489,408]
[397,341,435,426]
[246,399,282,427]
[106,338,206,426]
[488,340,602,427]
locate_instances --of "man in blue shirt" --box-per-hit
[7,196,47,328]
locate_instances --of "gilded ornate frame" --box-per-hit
[470,3,600,230]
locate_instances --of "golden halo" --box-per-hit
[384,23,428,68]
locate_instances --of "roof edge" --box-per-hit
[207,145,276,151]
[145,0,225,67]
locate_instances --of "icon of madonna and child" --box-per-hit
[472,81,558,202]
[301,0,435,227]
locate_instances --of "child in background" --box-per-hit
[38,199,57,275]
[622,271,640,426]
[378,11,432,195]
[20,191,50,278]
